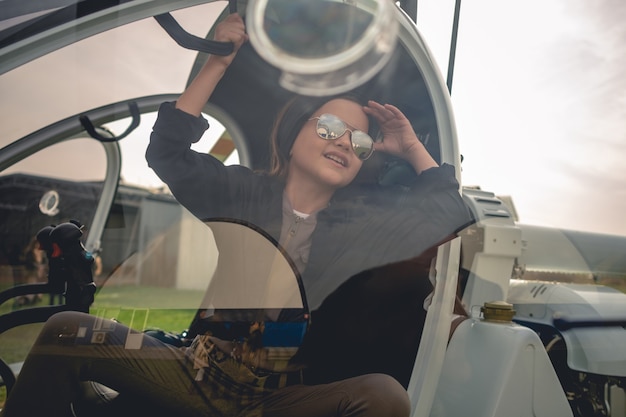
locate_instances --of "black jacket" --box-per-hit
[146,102,473,310]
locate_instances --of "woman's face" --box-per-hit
[287,98,367,191]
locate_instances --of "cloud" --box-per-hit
[450,0,626,236]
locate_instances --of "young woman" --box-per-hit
[145,13,470,309]
[2,13,471,417]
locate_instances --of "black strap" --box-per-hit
[153,12,234,56]
[79,101,140,142]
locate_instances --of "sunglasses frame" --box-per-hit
[309,113,375,161]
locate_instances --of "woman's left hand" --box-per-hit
[363,100,421,158]
[363,100,438,174]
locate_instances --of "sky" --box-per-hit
[416,0,626,236]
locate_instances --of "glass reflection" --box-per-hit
[264,0,373,59]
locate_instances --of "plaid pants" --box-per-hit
[185,335,304,416]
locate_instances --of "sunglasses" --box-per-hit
[309,113,374,160]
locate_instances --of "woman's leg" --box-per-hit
[2,311,212,417]
[250,373,411,417]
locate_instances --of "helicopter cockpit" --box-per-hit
[0,1,472,414]
[1,1,624,417]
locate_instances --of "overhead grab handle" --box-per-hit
[79,101,140,142]
[153,12,234,56]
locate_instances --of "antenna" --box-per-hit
[399,0,462,94]
[446,0,462,94]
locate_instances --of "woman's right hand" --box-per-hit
[176,13,248,116]
[211,13,249,69]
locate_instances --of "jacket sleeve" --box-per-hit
[401,163,473,244]
[365,164,473,263]
[145,101,258,220]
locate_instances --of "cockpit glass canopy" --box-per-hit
[246,0,398,95]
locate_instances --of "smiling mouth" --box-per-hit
[325,154,347,167]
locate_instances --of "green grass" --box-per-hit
[0,284,203,364]
[0,285,204,363]
[0,284,205,407]
[91,284,205,333]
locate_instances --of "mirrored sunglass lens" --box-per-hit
[317,114,346,140]
[351,131,374,160]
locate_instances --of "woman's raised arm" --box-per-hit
[176,13,248,117]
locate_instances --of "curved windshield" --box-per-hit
[0,136,107,376]
[0,137,107,292]
[3,1,624,417]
